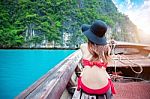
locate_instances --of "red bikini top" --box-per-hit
[82,59,107,68]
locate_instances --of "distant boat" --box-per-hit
[16,41,150,99]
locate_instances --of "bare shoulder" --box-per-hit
[80,43,88,55]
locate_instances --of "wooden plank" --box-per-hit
[114,48,140,55]
[60,89,72,99]
[108,58,150,67]
[115,41,150,48]
[72,89,81,99]
[72,89,98,99]
[144,46,150,51]
[111,54,148,60]
[108,54,150,67]
[68,72,77,87]
[112,41,150,55]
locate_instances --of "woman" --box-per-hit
[77,20,116,99]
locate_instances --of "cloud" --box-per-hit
[114,0,150,34]
[112,0,134,12]
[126,0,150,34]
[126,0,134,9]
[113,0,150,43]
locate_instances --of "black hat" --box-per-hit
[81,20,107,45]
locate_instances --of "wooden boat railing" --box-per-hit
[16,41,150,99]
[16,50,82,99]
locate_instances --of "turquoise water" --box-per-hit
[0,50,75,99]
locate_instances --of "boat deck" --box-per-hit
[114,82,150,99]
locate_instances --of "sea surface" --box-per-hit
[0,49,75,99]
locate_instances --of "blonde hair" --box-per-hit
[88,40,111,63]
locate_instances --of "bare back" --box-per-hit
[80,43,110,89]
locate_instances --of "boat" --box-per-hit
[16,41,150,99]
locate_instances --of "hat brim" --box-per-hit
[81,24,91,32]
[83,29,107,45]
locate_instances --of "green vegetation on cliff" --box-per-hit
[0,0,139,48]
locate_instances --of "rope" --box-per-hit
[110,40,143,76]
[110,41,118,80]
[117,54,143,74]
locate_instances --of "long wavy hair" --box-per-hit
[88,40,111,63]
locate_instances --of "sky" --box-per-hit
[112,0,150,43]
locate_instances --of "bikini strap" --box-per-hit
[82,59,107,68]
